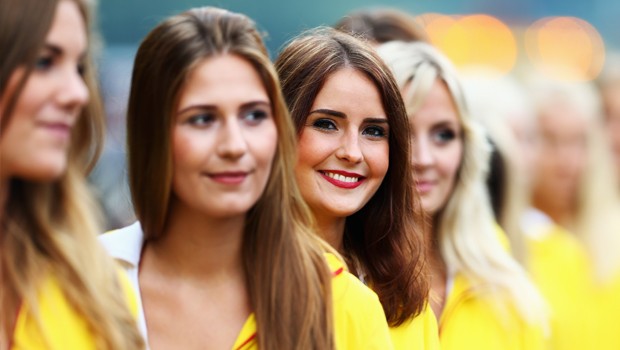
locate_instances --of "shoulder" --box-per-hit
[13,275,97,349]
[99,221,144,268]
[325,254,394,350]
[389,303,440,350]
[441,273,547,350]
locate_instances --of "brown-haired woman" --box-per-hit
[101,7,393,349]
[334,8,428,45]
[0,0,144,348]
[275,28,438,349]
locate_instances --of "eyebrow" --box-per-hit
[309,109,388,124]
[309,108,346,119]
[43,43,87,61]
[176,100,270,115]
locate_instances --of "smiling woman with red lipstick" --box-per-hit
[0,0,144,348]
[276,28,439,349]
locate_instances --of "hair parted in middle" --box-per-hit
[126,7,335,348]
[275,27,428,327]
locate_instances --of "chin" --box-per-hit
[18,162,68,182]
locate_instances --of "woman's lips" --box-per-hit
[39,121,72,141]
[319,170,365,189]
[415,180,434,194]
[207,171,250,185]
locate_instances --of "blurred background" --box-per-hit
[93,0,620,229]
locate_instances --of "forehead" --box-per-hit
[178,54,269,107]
[412,79,460,125]
[311,67,385,113]
[47,1,87,52]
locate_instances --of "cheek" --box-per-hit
[439,142,463,182]
[367,142,389,180]
[254,123,279,170]
[296,129,328,171]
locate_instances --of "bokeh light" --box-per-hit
[418,14,517,75]
[524,16,605,81]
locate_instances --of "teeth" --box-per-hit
[324,172,359,183]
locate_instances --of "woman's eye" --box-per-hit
[363,125,388,138]
[312,118,337,131]
[187,114,215,126]
[35,55,54,71]
[244,109,269,124]
[433,128,457,143]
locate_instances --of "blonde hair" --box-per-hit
[378,41,547,324]
[126,7,335,348]
[0,0,144,348]
[460,70,536,266]
[528,78,620,281]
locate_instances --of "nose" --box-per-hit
[335,129,364,163]
[412,136,434,168]
[56,68,89,111]
[217,118,247,160]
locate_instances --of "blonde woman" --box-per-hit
[101,7,393,349]
[462,71,595,350]
[527,78,620,349]
[378,41,547,349]
[0,0,144,348]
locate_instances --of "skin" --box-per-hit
[295,67,389,251]
[531,100,588,226]
[138,54,278,350]
[407,79,463,318]
[0,0,88,343]
[0,0,88,204]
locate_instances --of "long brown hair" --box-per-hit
[127,7,335,348]
[0,0,144,348]
[275,27,428,326]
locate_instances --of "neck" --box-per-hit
[313,213,346,252]
[424,215,444,270]
[146,200,246,280]
[532,195,574,228]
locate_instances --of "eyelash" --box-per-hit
[244,109,269,124]
[35,54,86,77]
[35,55,54,71]
[311,118,388,138]
[363,125,388,138]
[312,118,337,131]
[186,109,270,126]
[433,128,458,143]
[187,114,215,126]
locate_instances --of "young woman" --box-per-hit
[0,0,144,348]
[275,28,438,349]
[527,78,620,349]
[377,41,547,349]
[462,71,595,350]
[101,7,393,349]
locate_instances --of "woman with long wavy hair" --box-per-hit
[378,41,548,349]
[275,28,437,349]
[0,0,144,348]
[101,7,393,349]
